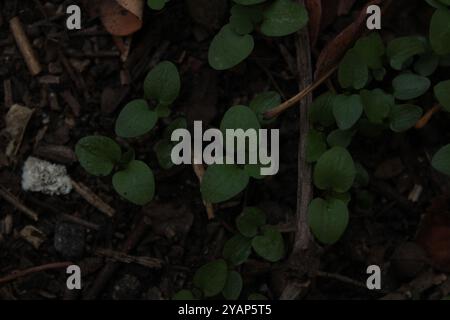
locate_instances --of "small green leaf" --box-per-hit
[430,9,450,55]
[392,74,431,100]
[360,89,394,124]
[306,129,327,163]
[432,144,450,176]
[389,104,423,132]
[193,259,228,298]
[230,5,263,35]
[154,140,174,169]
[353,33,385,69]
[115,99,158,138]
[75,136,121,176]
[112,160,155,205]
[332,94,364,130]
[250,91,281,125]
[434,80,450,112]
[414,52,440,76]
[147,0,166,10]
[260,0,308,37]
[173,290,195,300]
[338,49,369,90]
[208,25,254,70]
[313,147,356,193]
[222,271,243,300]
[308,198,349,245]
[223,234,252,266]
[144,61,180,105]
[236,207,266,237]
[386,36,426,70]
[201,164,249,203]
[327,129,355,148]
[309,92,335,127]
[252,225,284,262]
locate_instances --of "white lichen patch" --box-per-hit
[22,157,72,195]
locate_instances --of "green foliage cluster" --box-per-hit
[208,0,309,70]
[75,61,180,205]
[307,2,450,245]
[200,92,280,203]
[173,207,283,300]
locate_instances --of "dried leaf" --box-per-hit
[305,0,322,46]
[100,0,144,36]
[4,104,33,157]
[315,0,382,79]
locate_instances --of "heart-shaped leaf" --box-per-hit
[230,5,263,35]
[313,147,356,193]
[308,198,349,245]
[309,92,336,127]
[115,99,158,138]
[434,80,450,112]
[338,49,369,90]
[260,0,308,37]
[251,225,284,262]
[208,24,254,70]
[360,89,394,124]
[222,271,243,300]
[353,33,385,69]
[112,160,155,205]
[144,61,180,105]
[201,164,249,203]
[250,91,281,125]
[393,74,431,100]
[193,259,228,297]
[386,36,426,70]
[432,144,450,176]
[389,104,423,132]
[223,234,252,266]
[236,207,266,237]
[332,94,363,130]
[430,9,450,55]
[75,136,121,176]
[306,129,327,163]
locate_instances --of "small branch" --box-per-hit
[0,185,39,221]
[9,17,42,76]
[93,248,163,269]
[264,65,337,119]
[71,180,115,218]
[0,262,72,285]
[316,271,368,290]
[415,105,442,129]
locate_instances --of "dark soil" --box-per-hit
[0,0,449,300]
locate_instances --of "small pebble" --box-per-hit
[54,222,85,259]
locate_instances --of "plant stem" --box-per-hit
[415,105,442,129]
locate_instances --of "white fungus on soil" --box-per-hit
[22,157,72,195]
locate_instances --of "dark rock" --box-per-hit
[54,222,85,259]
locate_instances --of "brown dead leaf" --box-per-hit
[3,104,33,157]
[100,0,144,36]
[314,0,382,79]
[416,196,450,272]
[305,0,322,47]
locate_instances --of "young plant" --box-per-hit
[306,2,450,245]
[173,207,283,300]
[208,0,309,70]
[147,0,169,10]
[75,61,180,205]
[200,92,281,203]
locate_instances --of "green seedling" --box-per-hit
[200,92,280,203]
[306,3,450,245]
[208,0,309,70]
[173,207,284,300]
[75,61,180,205]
